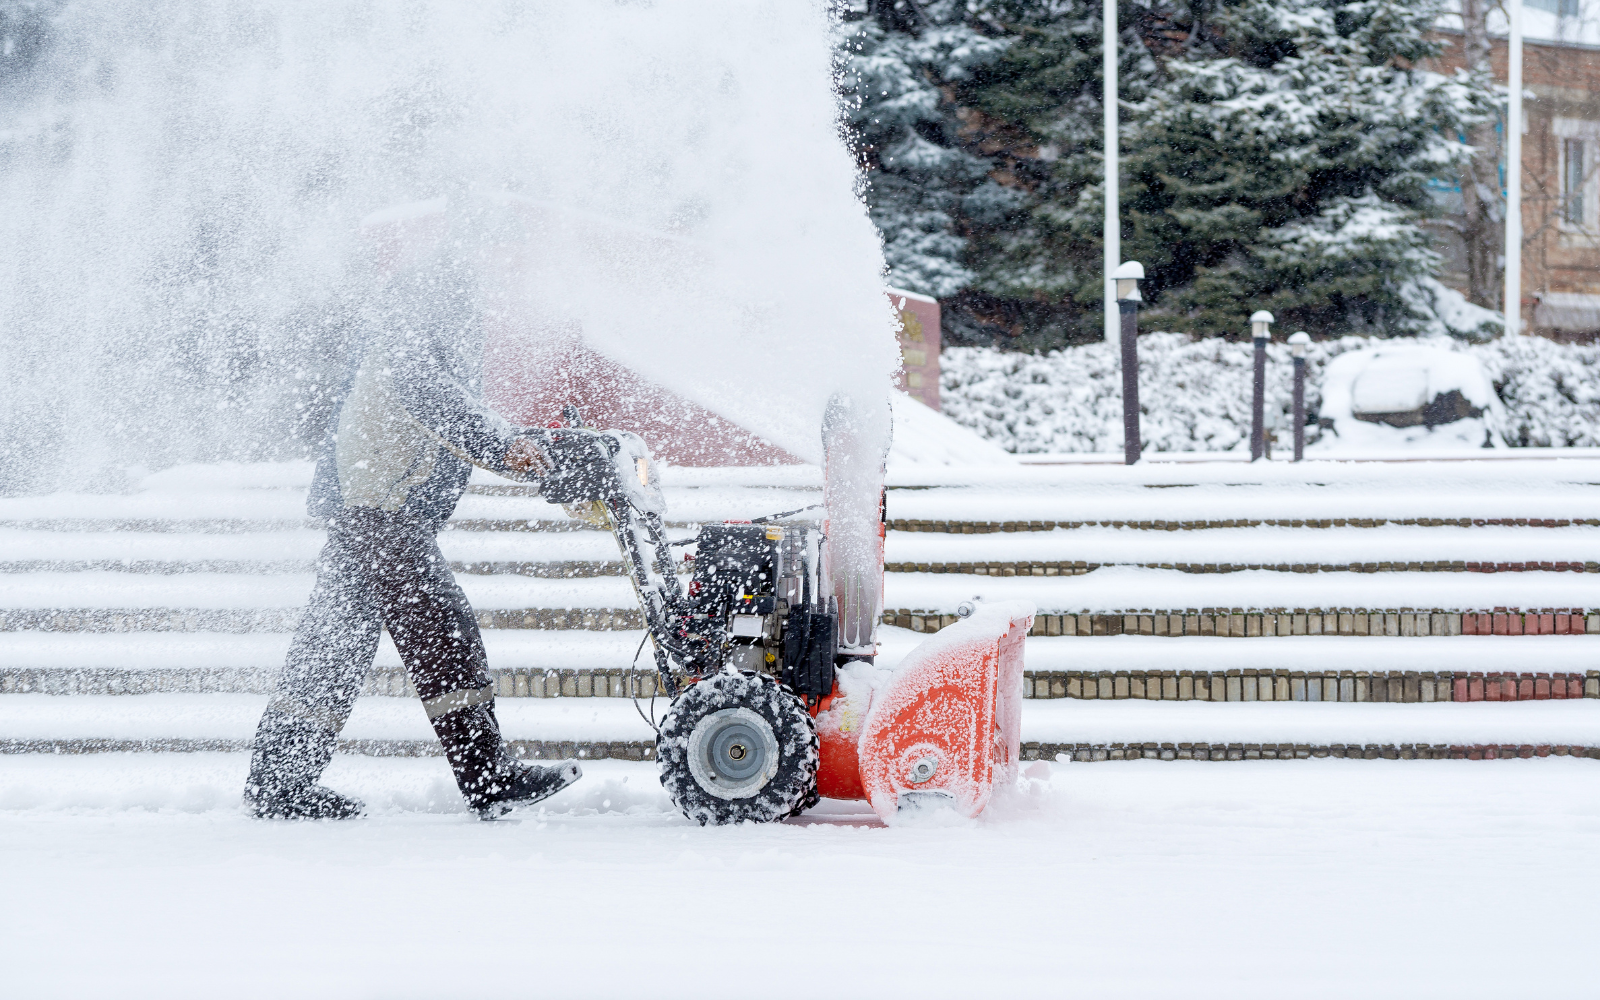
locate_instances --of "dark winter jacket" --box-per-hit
[307,267,530,524]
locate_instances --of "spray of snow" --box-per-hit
[0,0,898,490]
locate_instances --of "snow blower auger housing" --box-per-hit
[538,407,1032,826]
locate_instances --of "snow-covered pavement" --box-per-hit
[2,755,1595,998]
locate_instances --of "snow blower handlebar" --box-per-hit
[533,412,837,704]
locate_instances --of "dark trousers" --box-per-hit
[247,507,514,808]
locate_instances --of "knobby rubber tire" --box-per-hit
[657,671,819,825]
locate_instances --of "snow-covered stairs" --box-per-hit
[3,457,1599,763]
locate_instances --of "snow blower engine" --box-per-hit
[536,407,1034,826]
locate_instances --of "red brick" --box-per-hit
[1556,614,1573,634]
[1502,675,1519,700]
[1569,676,1584,699]
[1470,746,1486,760]
[1454,677,1470,701]
[1535,675,1551,700]
[1519,745,1535,759]
[1536,745,1552,757]
[1519,674,1536,700]
[1551,674,1569,699]
[1493,613,1509,635]
[1463,613,1479,635]
[1450,746,1467,759]
[1467,676,1484,701]
[1486,674,1503,701]
[1537,613,1555,634]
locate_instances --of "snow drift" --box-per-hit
[942,334,1600,454]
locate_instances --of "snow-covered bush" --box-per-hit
[941,334,1600,453]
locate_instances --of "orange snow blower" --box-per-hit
[538,405,1033,825]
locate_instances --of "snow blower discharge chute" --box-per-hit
[537,408,1034,825]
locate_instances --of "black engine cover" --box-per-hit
[781,609,837,697]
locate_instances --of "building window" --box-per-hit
[1564,138,1587,226]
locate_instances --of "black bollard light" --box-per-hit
[1288,331,1310,462]
[1248,310,1273,462]
[1113,261,1145,465]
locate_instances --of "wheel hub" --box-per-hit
[687,707,779,800]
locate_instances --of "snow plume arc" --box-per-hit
[0,0,899,491]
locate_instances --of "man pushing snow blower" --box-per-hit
[243,250,587,821]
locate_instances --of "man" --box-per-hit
[245,250,583,820]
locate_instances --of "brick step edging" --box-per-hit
[886,561,1598,576]
[1,737,1591,764]
[888,517,1599,533]
[6,666,1598,702]
[888,609,1600,637]
[0,607,647,634]
[0,666,669,698]
[1028,669,1600,702]
[0,560,623,578]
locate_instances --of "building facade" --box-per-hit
[1431,29,1600,339]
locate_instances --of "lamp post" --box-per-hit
[1114,260,1144,465]
[1103,0,1119,344]
[1288,331,1310,462]
[1248,310,1273,462]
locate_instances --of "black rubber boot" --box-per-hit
[432,703,583,818]
[244,782,367,820]
[244,709,365,820]
[472,758,584,820]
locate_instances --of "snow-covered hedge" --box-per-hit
[940,334,1600,453]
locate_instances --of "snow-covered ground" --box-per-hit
[2,754,1595,998]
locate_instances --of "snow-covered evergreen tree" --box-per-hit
[846,0,1498,347]
[957,0,1162,346]
[834,0,1014,298]
[1126,0,1496,339]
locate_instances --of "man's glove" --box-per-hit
[502,435,552,482]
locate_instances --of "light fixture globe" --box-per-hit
[1249,310,1274,340]
[1112,260,1144,301]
